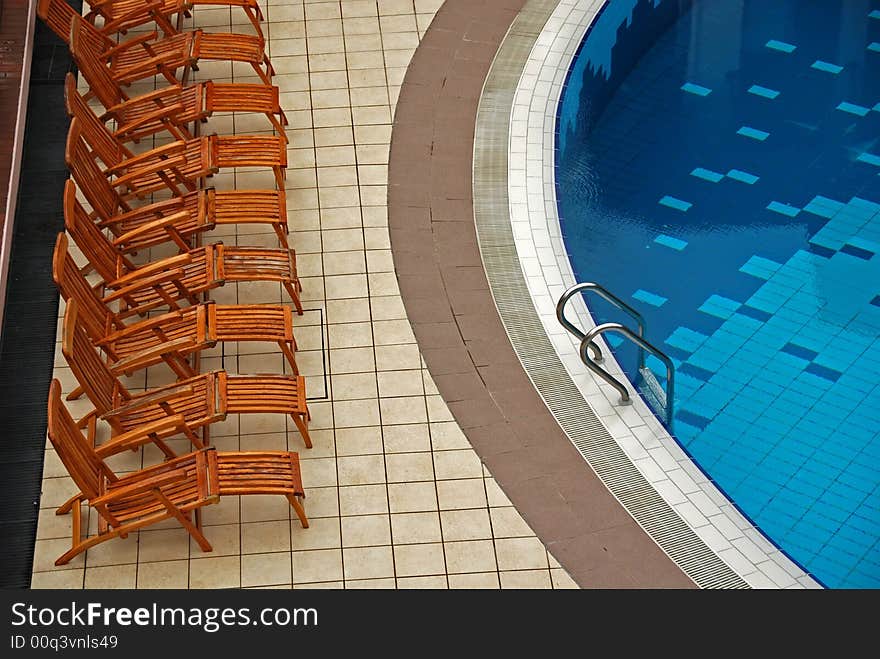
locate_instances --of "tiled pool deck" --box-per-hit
[32,0,578,590]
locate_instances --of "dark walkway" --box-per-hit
[0,12,76,588]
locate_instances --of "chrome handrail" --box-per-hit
[556,282,647,368]
[579,323,675,427]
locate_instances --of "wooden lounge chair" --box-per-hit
[47,377,308,566]
[64,179,303,317]
[60,300,313,452]
[67,86,287,195]
[67,128,291,252]
[53,233,301,378]
[67,78,288,196]
[71,26,288,143]
[85,0,266,39]
[40,4,276,86]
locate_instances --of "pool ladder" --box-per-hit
[556,282,675,427]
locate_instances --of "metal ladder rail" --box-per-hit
[556,282,647,369]
[578,323,676,427]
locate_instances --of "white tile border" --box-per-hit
[506,0,821,589]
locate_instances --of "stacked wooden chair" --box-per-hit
[40,0,314,566]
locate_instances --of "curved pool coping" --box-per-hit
[390,0,820,588]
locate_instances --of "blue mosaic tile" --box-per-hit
[856,152,880,166]
[837,102,871,116]
[840,243,875,260]
[681,82,712,96]
[654,234,688,250]
[748,84,780,99]
[690,167,724,183]
[812,60,844,74]
[766,39,796,53]
[781,342,819,362]
[738,305,772,322]
[869,42,880,52]
[739,255,783,279]
[632,288,668,307]
[726,169,759,184]
[805,363,843,382]
[658,195,692,211]
[737,126,770,141]
[767,201,801,217]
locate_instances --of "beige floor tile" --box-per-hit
[31,569,85,589]
[342,0,377,19]
[292,516,341,551]
[489,507,536,538]
[337,454,386,485]
[137,560,190,589]
[326,297,372,323]
[336,425,384,455]
[448,572,501,589]
[138,528,191,563]
[201,496,241,527]
[440,509,493,542]
[331,373,379,401]
[484,478,514,507]
[372,319,416,345]
[379,396,428,425]
[494,537,550,572]
[430,422,472,450]
[391,512,442,544]
[84,564,137,589]
[385,452,434,483]
[241,493,294,523]
[383,423,431,453]
[344,577,396,589]
[343,545,394,580]
[375,344,422,370]
[377,370,424,398]
[334,398,381,428]
[325,273,369,298]
[329,347,376,373]
[81,534,139,568]
[339,484,389,516]
[551,568,580,589]
[305,2,341,20]
[190,555,241,589]
[393,543,445,577]
[444,540,498,574]
[426,394,455,421]
[328,321,373,348]
[341,514,392,547]
[294,580,344,589]
[194,524,241,557]
[500,570,553,589]
[241,520,292,555]
[242,552,293,587]
[387,481,438,513]
[322,249,367,275]
[300,485,341,519]
[396,575,448,589]
[433,449,483,480]
[293,548,344,584]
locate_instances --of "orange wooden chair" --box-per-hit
[72,26,288,143]
[47,378,308,566]
[67,128,291,252]
[64,179,303,317]
[67,79,287,196]
[60,300,313,452]
[54,233,301,379]
[85,0,266,39]
[40,4,276,86]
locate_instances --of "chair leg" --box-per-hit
[283,282,304,315]
[279,341,299,375]
[290,412,312,449]
[287,494,309,528]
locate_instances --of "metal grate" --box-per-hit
[472,0,749,589]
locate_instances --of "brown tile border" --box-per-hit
[388,0,694,588]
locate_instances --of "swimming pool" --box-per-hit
[556,0,880,588]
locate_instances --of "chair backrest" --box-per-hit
[37,0,110,51]
[64,73,130,170]
[69,19,125,111]
[60,299,129,417]
[46,378,115,502]
[52,232,115,345]
[65,120,130,222]
[63,179,129,285]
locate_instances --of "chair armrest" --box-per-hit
[111,156,189,191]
[113,102,187,139]
[108,337,195,373]
[91,467,189,507]
[102,267,187,304]
[111,210,191,246]
[100,381,196,421]
[110,252,193,286]
[98,1,167,36]
[98,197,185,228]
[102,86,184,118]
[105,141,187,174]
[102,30,160,59]
[94,414,190,458]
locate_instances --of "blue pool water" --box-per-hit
[556,0,880,588]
